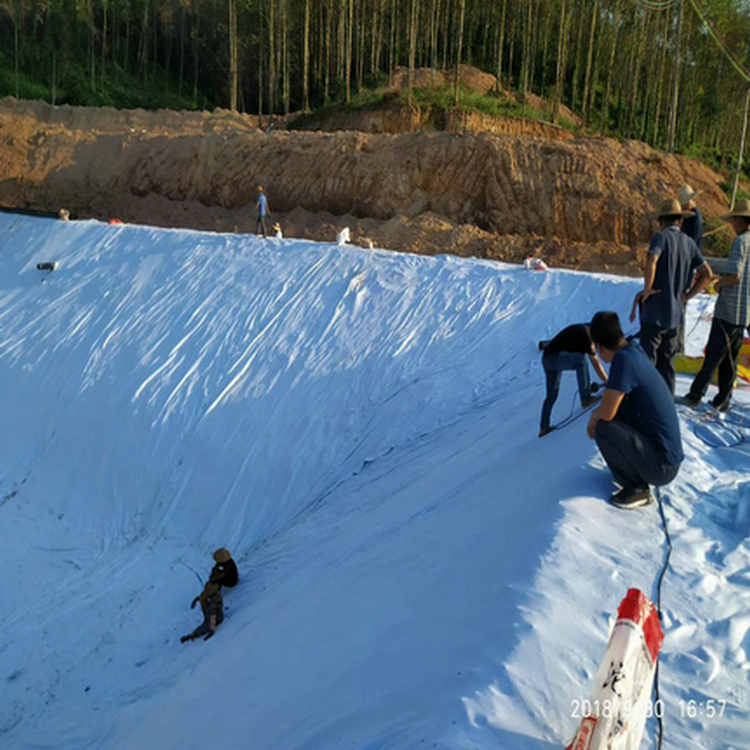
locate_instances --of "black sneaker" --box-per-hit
[710,399,730,413]
[589,382,602,394]
[676,394,701,408]
[610,486,653,509]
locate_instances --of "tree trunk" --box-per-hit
[388,0,395,86]
[179,3,186,97]
[407,0,418,105]
[651,11,671,146]
[495,0,507,91]
[582,0,599,122]
[229,0,239,110]
[51,48,57,105]
[553,0,568,123]
[303,0,310,109]
[453,0,466,106]
[667,0,683,152]
[13,0,20,99]
[101,0,108,86]
[282,0,290,113]
[192,0,199,106]
[731,86,750,208]
[268,0,276,115]
[345,0,353,103]
[356,0,365,92]
[571,0,586,110]
[89,0,96,90]
[324,0,331,102]
[138,0,149,79]
[601,0,622,133]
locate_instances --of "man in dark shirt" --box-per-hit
[679,184,704,250]
[209,548,239,588]
[539,323,608,437]
[587,312,684,509]
[630,197,711,393]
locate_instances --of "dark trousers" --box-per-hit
[595,418,679,491]
[540,351,591,430]
[183,610,223,641]
[687,317,745,409]
[639,323,679,394]
[256,215,269,237]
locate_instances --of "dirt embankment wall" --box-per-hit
[0,98,731,273]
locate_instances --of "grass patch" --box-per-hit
[288,84,577,134]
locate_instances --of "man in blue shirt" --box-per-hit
[587,312,684,509]
[255,185,269,237]
[630,197,711,393]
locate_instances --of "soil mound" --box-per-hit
[0,97,733,274]
[391,64,498,96]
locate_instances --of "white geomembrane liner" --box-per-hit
[1,213,749,750]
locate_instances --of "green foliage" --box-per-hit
[682,144,725,172]
[287,83,579,134]
[718,181,750,202]
[0,67,51,101]
[0,55,202,110]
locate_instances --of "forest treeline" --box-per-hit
[1,0,750,167]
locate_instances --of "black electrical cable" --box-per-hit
[653,486,673,750]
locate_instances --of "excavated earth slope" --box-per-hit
[0,97,732,274]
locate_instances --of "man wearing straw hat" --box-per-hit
[681,198,750,412]
[630,197,712,393]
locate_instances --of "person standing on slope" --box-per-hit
[539,323,608,437]
[255,185,270,238]
[629,197,711,393]
[681,198,750,412]
[587,311,684,509]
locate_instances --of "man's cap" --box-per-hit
[213,548,232,563]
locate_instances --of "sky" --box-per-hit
[0,212,749,749]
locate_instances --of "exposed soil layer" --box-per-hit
[0,96,735,275]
